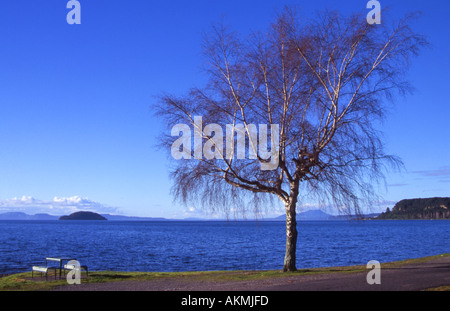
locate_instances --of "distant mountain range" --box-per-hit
[3,198,447,221]
[273,209,380,221]
[0,211,167,221]
[0,210,380,221]
[0,212,60,220]
[100,214,167,221]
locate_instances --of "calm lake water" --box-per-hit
[0,220,449,274]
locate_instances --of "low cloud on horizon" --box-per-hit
[412,166,450,178]
[0,196,120,216]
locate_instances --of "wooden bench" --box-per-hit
[31,266,57,280]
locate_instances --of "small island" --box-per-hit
[59,211,107,221]
[378,197,450,220]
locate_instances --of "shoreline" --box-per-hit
[1,254,449,291]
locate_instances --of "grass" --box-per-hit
[424,286,450,291]
[1,253,448,291]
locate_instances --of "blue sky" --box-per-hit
[0,0,448,218]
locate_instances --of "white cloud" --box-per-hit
[412,166,450,178]
[0,196,120,215]
[11,196,36,204]
[53,196,84,204]
[182,206,204,217]
[178,206,221,219]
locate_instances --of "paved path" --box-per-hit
[269,255,450,291]
[53,255,450,291]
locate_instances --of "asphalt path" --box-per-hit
[268,255,450,291]
[52,255,450,291]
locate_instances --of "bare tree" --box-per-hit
[155,8,427,272]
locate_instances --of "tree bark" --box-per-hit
[283,186,299,272]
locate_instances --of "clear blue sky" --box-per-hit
[0,0,448,218]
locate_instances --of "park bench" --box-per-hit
[63,262,89,278]
[31,257,88,280]
[31,266,57,280]
[45,257,77,278]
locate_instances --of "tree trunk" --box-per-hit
[283,188,299,272]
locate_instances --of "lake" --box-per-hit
[0,220,449,274]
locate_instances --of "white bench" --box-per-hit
[31,257,88,281]
[31,266,57,280]
[45,257,77,278]
[63,263,89,278]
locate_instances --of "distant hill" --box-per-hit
[275,209,380,221]
[0,212,58,220]
[101,214,167,221]
[0,209,383,221]
[298,209,334,220]
[0,211,168,221]
[377,197,450,220]
[59,211,107,221]
[276,209,335,221]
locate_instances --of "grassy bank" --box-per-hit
[1,254,448,291]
